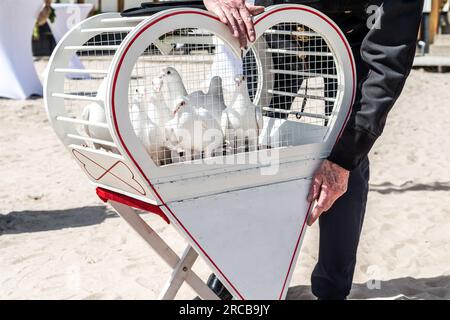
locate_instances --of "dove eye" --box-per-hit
[167,70,171,75]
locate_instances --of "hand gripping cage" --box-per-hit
[44,5,355,300]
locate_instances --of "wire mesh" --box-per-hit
[126,21,340,166]
[56,19,341,167]
[61,31,130,152]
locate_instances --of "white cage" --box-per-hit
[45,5,355,300]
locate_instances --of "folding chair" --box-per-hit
[96,187,218,299]
[44,5,355,299]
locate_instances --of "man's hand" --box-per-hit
[203,0,265,48]
[307,160,350,226]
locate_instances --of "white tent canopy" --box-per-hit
[0,0,43,100]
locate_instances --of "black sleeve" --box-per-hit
[328,0,424,171]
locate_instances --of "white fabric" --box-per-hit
[0,0,43,100]
[423,0,432,13]
[209,1,257,89]
[423,0,449,13]
[210,41,243,89]
[47,3,93,79]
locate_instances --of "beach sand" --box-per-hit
[0,59,449,300]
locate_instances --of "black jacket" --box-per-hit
[257,0,424,170]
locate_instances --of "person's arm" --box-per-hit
[203,0,265,48]
[328,0,424,171]
[308,0,423,226]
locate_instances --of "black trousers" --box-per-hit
[311,156,370,299]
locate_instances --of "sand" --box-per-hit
[0,59,449,300]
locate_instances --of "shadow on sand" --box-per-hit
[287,275,450,300]
[2,207,449,300]
[0,206,118,235]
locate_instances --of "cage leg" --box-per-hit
[158,245,198,300]
[108,200,219,300]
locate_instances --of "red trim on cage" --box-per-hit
[96,187,170,224]
[111,7,356,300]
[278,200,313,299]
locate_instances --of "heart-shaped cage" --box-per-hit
[45,5,355,204]
[44,4,356,300]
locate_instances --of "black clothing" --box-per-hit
[311,156,370,299]
[256,0,423,170]
[254,0,422,299]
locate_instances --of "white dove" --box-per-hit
[188,76,226,124]
[221,74,263,153]
[81,79,116,152]
[129,87,150,148]
[159,66,188,114]
[130,78,173,165]
[166,96,224,160]
[146,77,172,128]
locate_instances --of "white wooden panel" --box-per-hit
[164,178,312,300]
[69,146,151,198]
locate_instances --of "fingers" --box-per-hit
[307,176,322,202]
[307,186,328,226]
[222,8,239,38]
[204,1,264,47]
[239,7,256,42]
[305,159,350,226]
[307,204,322,226]
[307,183,341,226]
[246,4,265,15]
[231,8,248,47]
[307,176,324,226]
[316,184,333,212]
[214,6,228,24]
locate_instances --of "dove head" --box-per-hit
[160,67,181,81]
[172,96,190,116]
[131,86,145,104]
[159,66,187,96]
[209,76,223,91]
[207,76,224,100]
